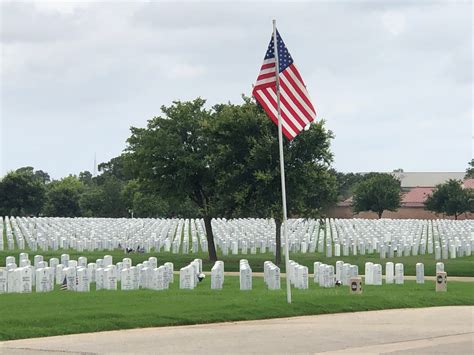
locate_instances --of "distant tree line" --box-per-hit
[0,162,169,219]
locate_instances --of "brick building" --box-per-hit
[327,172,473,220]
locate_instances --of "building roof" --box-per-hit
[401,187,433,207]
[391,172,465,188]
[336,175,472,209]
[463,179,474,189]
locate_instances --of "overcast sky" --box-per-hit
[1,0,472,179]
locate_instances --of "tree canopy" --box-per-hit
[465,159,474,179]
[125,97,337,263]
[352,173,401,218]
[424,179,473,219]
[43,176,83,217]
[126,98,220,260]
[209,99,337,263]
[0,168,46,216]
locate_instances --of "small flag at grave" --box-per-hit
[60,276,68,291]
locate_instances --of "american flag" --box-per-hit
[253,30,316,140]
[60,276,68,291]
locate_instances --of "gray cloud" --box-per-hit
[0,0,472,178]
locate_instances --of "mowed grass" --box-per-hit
[1,249,473,276]
[0,276,473,341]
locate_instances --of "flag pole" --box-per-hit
[272,19,292,304]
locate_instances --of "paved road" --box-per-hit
[1,306,472,354]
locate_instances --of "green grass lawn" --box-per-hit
[0,277,472,341]
[1,249,473,276]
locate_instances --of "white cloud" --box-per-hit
[0,0,472,178]
[381,11,407,36]
[168,63,206,79]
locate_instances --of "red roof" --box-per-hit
[463,179,474,189]
[336,180,473,209]
[401,187,433,207]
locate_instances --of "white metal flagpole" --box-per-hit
[272,19,292,304]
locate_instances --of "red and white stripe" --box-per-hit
[253,60,316,140]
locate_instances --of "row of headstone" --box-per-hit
[0,267,32,293]
[2,253,177,293]
[2,216,473,261]
[365,262,404,285]
[313,261,358,288]
[3,216,209,255]
[263,261,280,290]
[0,252,451,294]
[288,260,309,289]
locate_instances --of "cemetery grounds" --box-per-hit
[0,249,473,340]
[0,217,473,341]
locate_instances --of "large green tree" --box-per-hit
[126,98,219,261]
[125,98,337,263]
[0,170,45,216]
[210,98,337,264]
[465,159,474,179]
[78,175,128,218]
[43,176,83,217]
[425,179,473,219]
[352,173,401,218]
[122,180,169,218]
[332,171,365,201]
[15,166,50,184]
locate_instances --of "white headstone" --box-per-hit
[395,263,404,284]
[103,255,113,267]
[77,267,90,292]
[121,268,134,290]
[104,267,117,290]
[122,258,132,269]
[365,262,374,285]
[179,265,195,289]
[96,268,104,290]
[49,258,59,276]
[239,260,252,290]
[0,268,7,293]
[34,255,44,268]
[19,267,32,293]
[373,264,382,286]
[87,263,97,282]
[385,262,394,284]
[55,264,65,285]
[436,262,444,273]
[60,254,70,266]
[416,263,424,284]
[64,267,77,291]
[313,262,321,284]
[78,256,87,267]
[148,257,157,269]
[164,262,174,285]
[35,268,51,292]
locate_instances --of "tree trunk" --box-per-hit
[454,213,458,220]
[275,218,282,266]
[378,210,383,219]
[203,215,218,262]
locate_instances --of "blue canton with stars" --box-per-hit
[264,30,294,73]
